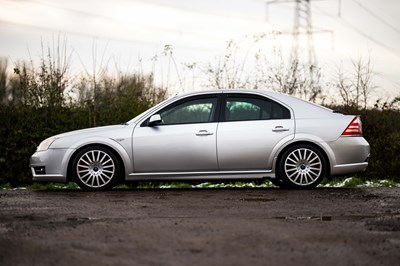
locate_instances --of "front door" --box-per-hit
[132,95,220,173]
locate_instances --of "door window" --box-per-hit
[159,97,218,125]
[225,96,290,121]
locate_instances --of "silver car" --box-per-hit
[30,90,370,190]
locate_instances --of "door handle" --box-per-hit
[272,126,290,132]
[196,130,214,136]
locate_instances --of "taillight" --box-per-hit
[342,116,363,137]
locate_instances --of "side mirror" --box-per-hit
[148,114,162,127]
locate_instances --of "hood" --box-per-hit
[54,124,129,139]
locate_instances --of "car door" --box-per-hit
[132,95,220,173]
[217,93,295,170]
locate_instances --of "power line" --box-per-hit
[312,4,400,57]
[352,0,400,35]
[339,17,399,54]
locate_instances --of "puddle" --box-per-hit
[274,215,332,221]
[273,215,379,222]
[367,216,400,232]
[241,198,277,202]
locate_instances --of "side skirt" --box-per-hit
[126,170,274,182]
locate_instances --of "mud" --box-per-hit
[0,187,399,266]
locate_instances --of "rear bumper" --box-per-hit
[331,162,368,176]
[329,137,370,176]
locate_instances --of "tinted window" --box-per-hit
[225,96,290,121]
[160,97,218,125]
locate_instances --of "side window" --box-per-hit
[225,96,290,121]
[160,97,218,125]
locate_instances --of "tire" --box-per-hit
[72,146,121,190]
[278,144,326,189]
[269,178,289,188]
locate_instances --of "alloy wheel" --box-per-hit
[283,148,322,186]
[76,149,116,189]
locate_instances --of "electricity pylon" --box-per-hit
[265,0,339,99]
[289,0,318,98]
[290,0,316,69]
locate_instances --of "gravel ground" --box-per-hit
[0,187,399,266]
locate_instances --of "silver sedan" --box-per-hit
[30,90,370,190]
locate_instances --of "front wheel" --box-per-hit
[278,145,326,189]
[72,146,121,190]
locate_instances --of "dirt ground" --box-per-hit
[0,187,399,266]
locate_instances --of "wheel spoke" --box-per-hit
[90,175,95,186]
[292,153,300,162]
[295,150,301,160]
[80,172,90,179]
[101,173,111,180]
[80,158,90,165]
[96,151,101,162]
[102,158,112,165]
[84,154,92,163]
[99,174,106,184]
[300,149,306,160]
[99,153,107,164]
[293,172,301,182]
[91,151,96,162]
[309,169,319,176]
[102,169,114,174]
[78,169,89,174]
[288,170,298,178]
[306,172,314,181]
[286,168,297,173]
[309,156,318,164]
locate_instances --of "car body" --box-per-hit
[30,89,370,190]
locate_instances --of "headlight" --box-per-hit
[37,137,56,152]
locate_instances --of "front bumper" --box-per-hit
[30,148,73,183]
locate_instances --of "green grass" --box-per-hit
[318,176,400,188]
[1,177,399,190]
[0,182,80,190]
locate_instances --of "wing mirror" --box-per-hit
[148,114,162,127]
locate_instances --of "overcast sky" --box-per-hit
[0,0,399,99]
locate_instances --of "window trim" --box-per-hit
[220,93,291,122]
[140,94,222,127]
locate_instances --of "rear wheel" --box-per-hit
[278,145,326,189]
[72,146,121,190]
[269,178,289,188]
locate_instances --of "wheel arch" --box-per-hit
[274,140,331,179]
[66,142,128,183]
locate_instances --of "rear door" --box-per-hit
[217,93,295,170]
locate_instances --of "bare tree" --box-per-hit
[203,35,323,102]
[11,36,72,108]
[204,39,253,90]
[336,55,376,109]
